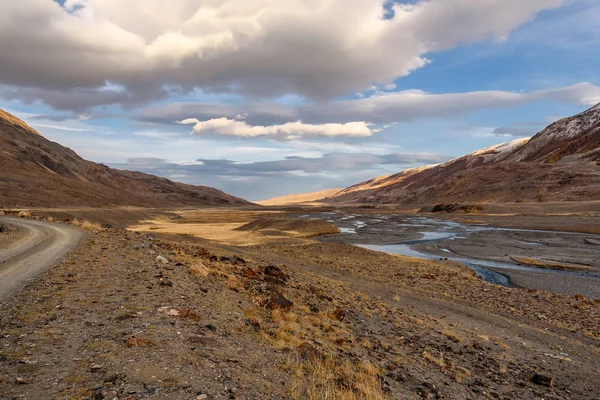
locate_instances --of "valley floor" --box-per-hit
[0,208,599,399]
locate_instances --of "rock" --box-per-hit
[245,318,260,332]
[90,364,103,372]
[158,306,201,321]
[197,395,208,400]
[159,278,173,287]
[242,268,260,279]
[190,262,210,278]
[92,388,105,400]
[330,307,345,321]
[532,373,554,387]
[15,377,32,384]
[297,343,321,360]
[210,255,218,262]
[127,337,153,347]
[156,255,169,264]
[103,374,120,383]
[265,290,294,311]
[263,265,289,285]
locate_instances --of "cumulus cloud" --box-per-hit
[179,117,375,139]
[0,0,564,110]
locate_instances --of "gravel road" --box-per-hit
[0,216,83,298]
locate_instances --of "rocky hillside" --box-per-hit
[320,103,600,205]
[0,109,251,208]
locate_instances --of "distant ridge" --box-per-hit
[276,103,600,206]
[0,109,252,208]
[258,188,343,206]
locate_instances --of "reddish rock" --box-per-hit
[331,307,345,321]
[242,268,260,279]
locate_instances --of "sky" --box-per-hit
[2,0,600,201]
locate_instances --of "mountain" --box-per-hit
[0,109,251,208]
[312,103,600,206]
[258,188,343,206]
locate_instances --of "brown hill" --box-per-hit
[0,109,251,208]
[302,104,600,206]
[257,188,343,205]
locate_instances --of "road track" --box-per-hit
[0,216,83,298]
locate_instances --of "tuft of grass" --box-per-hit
[290,356,384,400]
[72,219,103,231]
[422,351,446,369]
[441,329,464,343]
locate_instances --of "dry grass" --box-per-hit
[290,356,385,400]
[441,329,464,343]
[71,219,103,232]
[423,351,446,369]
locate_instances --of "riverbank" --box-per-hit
[311,212,600,299]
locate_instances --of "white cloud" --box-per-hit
[137,82,600,128]
[179,117,375,139]
[0,0,564,110]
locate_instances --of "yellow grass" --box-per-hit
[72,219,103,231]
[290,357,385,400]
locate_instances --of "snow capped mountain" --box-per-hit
[315,103,600,205]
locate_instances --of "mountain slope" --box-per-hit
[0,109,251,208]
[320,104,600,206]
[257,188,343,206]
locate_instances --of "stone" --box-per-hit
[532,373,554,387]
[263,265,289,285]
[158,306,201,321]
[242,268,260,279]
[265,290,293,311]
[90,364,103,372]
[15,377,32,384]
[245,318,260,332]
[190,262,210,278]
[330,307,345,321]
[197,395,208,400]
[156,255,169,264]
[159,278,173,287]
[92,388,105,400]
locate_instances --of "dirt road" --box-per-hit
[0,216,83,298]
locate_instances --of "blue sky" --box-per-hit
[2,0,600,200]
